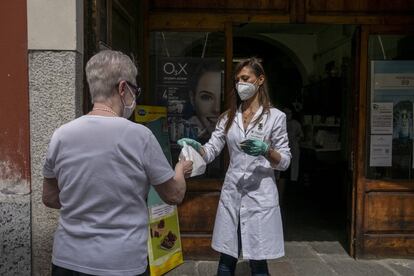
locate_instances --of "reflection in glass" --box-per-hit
[150,32,225,178]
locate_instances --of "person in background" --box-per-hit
[284,107,303,183]
[178,57,291,276]
[187,63,222,141]
[42,50,192,276]
[277,107,303,206]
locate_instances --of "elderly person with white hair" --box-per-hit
[42,50,192,276]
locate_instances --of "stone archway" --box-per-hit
[233,35,305,109]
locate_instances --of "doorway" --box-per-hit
[145,24,359,258]
[86,2,414,258]
[233,24,357,248]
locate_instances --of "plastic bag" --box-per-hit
[179,142,206,177]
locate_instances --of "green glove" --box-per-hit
[177,138,202,152]
[240,139,270,157]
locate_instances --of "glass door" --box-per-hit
[147,30,228,259]
[355,25,414,258]
[366,33,414,180]
[149,31,226,178]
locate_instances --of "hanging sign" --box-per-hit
[135,105,183,276]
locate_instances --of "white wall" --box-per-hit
[27,0,83,53]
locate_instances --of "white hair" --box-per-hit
[85,50,137,103]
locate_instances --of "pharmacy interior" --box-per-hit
[84,0,414,259]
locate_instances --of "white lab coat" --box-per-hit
[202,106,291,260]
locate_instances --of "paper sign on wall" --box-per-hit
[371,102,393,134]
[369,135,392,167]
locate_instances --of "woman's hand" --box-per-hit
[177,159,193,178]
[177,138,202,152]
[240,139,270,156]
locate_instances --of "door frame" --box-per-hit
[82,1,414,258]
[145,20,363,257]
[354,24,414,258]
[346,25,362,257]
[143,5,414,257]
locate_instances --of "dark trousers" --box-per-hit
[216,221,269,276]
[217,253,269,276]
[52,264,149,276]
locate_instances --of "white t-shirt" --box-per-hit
[43,115,175,276]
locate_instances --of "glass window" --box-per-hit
[366,35,414,180]
[149,32,226,178]
[112,7,132,54]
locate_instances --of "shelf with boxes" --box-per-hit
[301,115,341,152]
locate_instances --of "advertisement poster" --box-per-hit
[135,105,183,276]
[155,57,223,144]
[156,57,224,178]
[370,61,414,171]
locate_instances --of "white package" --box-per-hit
[179,142,206,177]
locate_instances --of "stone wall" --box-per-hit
[29,51,83,275]
[0,196,31,275]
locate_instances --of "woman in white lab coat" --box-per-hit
[178,58,291,276]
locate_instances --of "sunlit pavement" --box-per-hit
[165,241,414,276]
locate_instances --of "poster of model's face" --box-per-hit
[156,58,223,143]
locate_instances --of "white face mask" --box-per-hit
[121,85,136,118]
[236,80,258,101]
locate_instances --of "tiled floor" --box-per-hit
[166,241,414,275]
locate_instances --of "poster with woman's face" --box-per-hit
[156,58,223,144]
[190,70,222,140]
[156,58,224,178]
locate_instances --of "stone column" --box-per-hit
[28,1,83,275]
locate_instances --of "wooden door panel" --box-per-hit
[366,180,414,191]
[308,0,414,13]
[178,192,220,233]
[150,0,289,11]
[365,193,414,232]
[181,235,219,260]
[363,235,414,257]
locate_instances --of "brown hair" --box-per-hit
[221,57,272,133]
